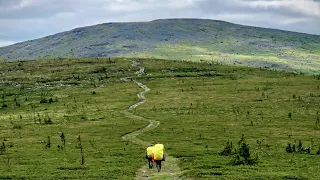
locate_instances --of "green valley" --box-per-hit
[0,57,319,179]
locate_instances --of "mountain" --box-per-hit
[0,19,319,74]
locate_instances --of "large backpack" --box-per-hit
[153,144,164,160]
[146,146,154,158]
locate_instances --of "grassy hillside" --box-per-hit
[0,57,319,179]
[0,19,319,74]
[0,58,149,179]
[134,59,320,179]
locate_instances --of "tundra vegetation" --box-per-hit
[0,57,319,179]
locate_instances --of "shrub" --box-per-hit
[229,74,237,80]
[286,143,293,153]
[46,136,51,148]
[232,134,258,165]
[12,124,22,129]
[304,147,311,154]
[286,140,310,154]
[90,67,107,74]
[40,97,47,104]
[219,140,234,156]
[77,135,85,165]
[317,146,320,155]
[0,142,5,155]
[297,140,303,152]
[60,133,66,150]
[49,98,54,103]
[44,117,53,125]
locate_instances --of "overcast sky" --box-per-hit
[0,0,319,47]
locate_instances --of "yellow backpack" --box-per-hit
[147,146,154,158]
[153,144,164,160]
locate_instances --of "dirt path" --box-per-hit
[121,62,183,180]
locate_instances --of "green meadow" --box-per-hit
[0,57,319,179]
[127,42,320,75]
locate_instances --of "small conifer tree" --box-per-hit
[219,140,233,156]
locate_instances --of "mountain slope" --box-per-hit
[0,19,319,73]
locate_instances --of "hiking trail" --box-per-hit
[121,61,183,180]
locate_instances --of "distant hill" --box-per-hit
[0,19,319,74]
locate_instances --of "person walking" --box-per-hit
[146,145,154,169]
[153,144,165,172]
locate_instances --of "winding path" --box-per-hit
[121,61,183,180]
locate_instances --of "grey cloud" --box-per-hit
[196,0,319,18]
[0,0,23,8]
[0,0,80,19]
[194,0,320,33]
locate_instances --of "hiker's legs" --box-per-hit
[156,160,162,172]
[148,158,153,169]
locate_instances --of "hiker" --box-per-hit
[153,144,165,172]
[146,145,154,169]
